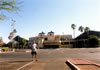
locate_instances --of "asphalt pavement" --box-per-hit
[0,48,100,70]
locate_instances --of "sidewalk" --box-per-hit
[0,49,29,53]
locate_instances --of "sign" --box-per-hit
[1,41,4,45]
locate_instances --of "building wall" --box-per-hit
[60,40,74,48]
[29,32,73,48]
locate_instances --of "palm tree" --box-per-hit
[71,24,76,38]
[79,26,85,48]
[79,26,84,32]
[84,27,90,32]
[13,29,17,33]
[84,27,90,46]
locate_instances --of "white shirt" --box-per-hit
[32,43,37,52]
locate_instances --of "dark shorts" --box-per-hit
[31,51,37,56]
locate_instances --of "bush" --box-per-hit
[88,35,100,47]
[2,47,9,51]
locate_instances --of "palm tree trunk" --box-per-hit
[73,29,75,38]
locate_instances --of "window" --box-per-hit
[64,42,69,44]
[61,42,69,45]
[70,42,74,44]
[45,38,48,40]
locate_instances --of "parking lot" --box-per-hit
[0,48,100,70]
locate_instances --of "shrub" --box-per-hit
[88,35,100,47]
[2,47,9,51]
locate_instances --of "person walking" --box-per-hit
[31,42,38,61]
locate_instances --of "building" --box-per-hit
[8,35,28,49]
[74,30,100,48]
[29,31,73,48]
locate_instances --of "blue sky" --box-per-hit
[0,0,100,43]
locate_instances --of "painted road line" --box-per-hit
[17,61,33,70]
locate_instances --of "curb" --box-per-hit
[66,60,80,70]
[0,51,15,53]
[25,51,31,53]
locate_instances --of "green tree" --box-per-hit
[88,35,100,48]
[19,38,27,48]
[71,24,76,38]
[79,26,84,32]
[0,0,19,20]
[22,39,27,48]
